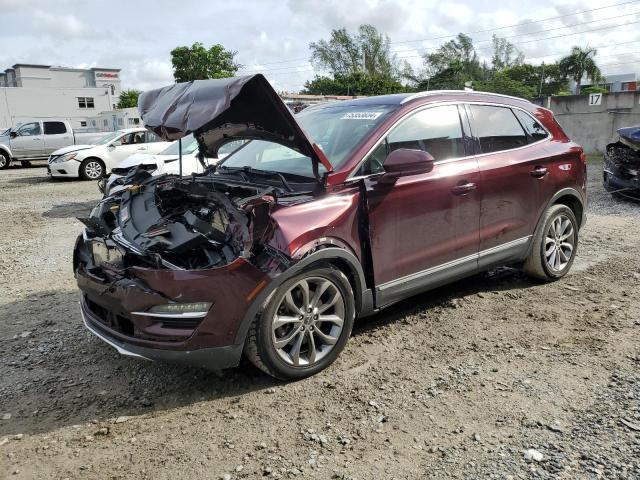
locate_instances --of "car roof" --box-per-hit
[307,90,532,109]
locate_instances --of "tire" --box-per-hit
[0,152,10,170]
[244,264,355,380]
[79,158,105,180]
[524,204,578,281]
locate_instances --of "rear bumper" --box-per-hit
[80,297,243,369]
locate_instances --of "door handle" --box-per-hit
[137,147,146,150]
[451,182,477,195]
[530,166,548,178]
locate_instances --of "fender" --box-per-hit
[0,144,12,159]
[527,187,585,257]
[233,247,373,346]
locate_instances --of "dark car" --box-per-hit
[603,126,640,198]
[74,75,587,380]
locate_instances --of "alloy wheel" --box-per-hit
[271,277,345,367]
[544,213,575,272]
[0,155,7,168]
[84,161,103,179]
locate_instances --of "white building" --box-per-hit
[0,64,123,130]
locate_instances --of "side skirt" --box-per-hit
[375,236,531,308]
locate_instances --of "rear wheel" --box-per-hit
[0,152,10,169]
[79,158,104,180]
[524,204,578,281]
[244,265,355,380]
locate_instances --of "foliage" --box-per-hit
[170,42,240,83]
[558,46,601,93]
[303,72,408,96]
[581,86,608,95]
[491,34,524,70]
[423,33,483,81]
[474,71,537,99]
[116,89,141,109]
[309,24,398,77]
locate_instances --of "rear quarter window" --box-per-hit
[512,109,549,142]
[469,105,528,154]
[43,121,67,135]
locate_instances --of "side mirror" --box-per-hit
[107,144,116,150]
[10,131,17,138]
[383,148,435,177]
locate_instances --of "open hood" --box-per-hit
[137,74,332,176]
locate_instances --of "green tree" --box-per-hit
[303,72,407,96]
[491,35,524,70]
[473,71,537,99]
[170,42,240,83]
[558,46,601,94]
[116,89,141,109]
[497,63,568,97]
[309,24,398,77]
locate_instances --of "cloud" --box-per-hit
[32,10,91,38]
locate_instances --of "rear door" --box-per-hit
[360,104,481,306]
[43,121,73,154]
[468,104,548,267]
[10,121,44,157]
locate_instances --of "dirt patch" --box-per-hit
[1,163,639,479]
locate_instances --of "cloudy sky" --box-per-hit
[2,0,640,92]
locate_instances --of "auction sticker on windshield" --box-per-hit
[341,112,384,120]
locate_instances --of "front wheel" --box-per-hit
[524,204,578,281]
[79,158,105,180]
[244,265,355,380]
[0,152,10,170]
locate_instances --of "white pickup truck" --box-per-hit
[0,120,102,169]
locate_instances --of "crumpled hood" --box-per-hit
[617,126,640,150]
[137,74,332,176]
[51,144,95,156]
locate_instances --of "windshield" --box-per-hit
[160,134,199,156]
[96,131,125,145]
[220,103,396,177]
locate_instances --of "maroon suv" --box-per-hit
[74,74,586,380]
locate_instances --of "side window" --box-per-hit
[145,132,161,143]
[469,105,528,153]
[44,121,67,135]
[357,105,464,176]
[17,122,41,136]
[512,109,549,142]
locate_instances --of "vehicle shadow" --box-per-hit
[42,200,98,219]
[0,267,538,437]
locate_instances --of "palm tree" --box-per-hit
[559,46,602,94]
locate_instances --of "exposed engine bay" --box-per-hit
[77,169,283,271]
[604,127,640,195]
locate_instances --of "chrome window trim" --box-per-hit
[377,236,532,291]
[346,100,551,181]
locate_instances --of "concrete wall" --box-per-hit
[0,86,113,129]
[541,92,640,154]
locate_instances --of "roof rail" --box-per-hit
[400,90,531,105]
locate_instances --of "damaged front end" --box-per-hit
[74,169,294,369]
[604,126,640,198]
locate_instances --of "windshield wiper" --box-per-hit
[217,166,294,192]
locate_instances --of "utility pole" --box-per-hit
[538,62,545,97]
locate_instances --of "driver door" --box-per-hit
[11,122,44,157]
[360,104,481,307]
[106,132,146,170]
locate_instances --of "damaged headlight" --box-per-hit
[141,302,212,317]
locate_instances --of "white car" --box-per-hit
[101,135,246,195]
[47,128,171,180]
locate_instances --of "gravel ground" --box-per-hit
[0,162,639,479]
